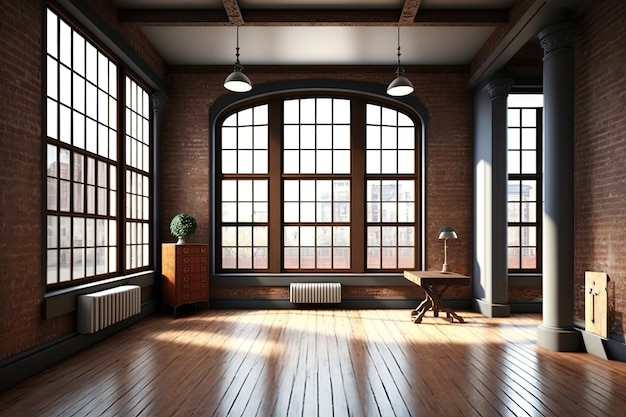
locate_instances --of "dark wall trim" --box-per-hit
[212,273,411,287]
[1,300,158,393]
[509,300,542,313]
[43,271,156,319]
[212,273,541,288]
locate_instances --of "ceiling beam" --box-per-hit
[399,0,423,25]
[469,0,594,86]
[118,9,508,27]
[221,0,244,25]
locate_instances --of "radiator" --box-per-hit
[289,282,342,304]
[77,285,141,334]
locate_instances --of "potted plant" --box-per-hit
[169,213,197,244]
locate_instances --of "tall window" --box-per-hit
[216,96,420,273]
[507,94,543,272]
[45,8,152,288]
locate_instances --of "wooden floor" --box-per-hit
[2,309,626,417]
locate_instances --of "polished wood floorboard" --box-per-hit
[2,309,626,416]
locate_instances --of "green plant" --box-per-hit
[169,213,197,238]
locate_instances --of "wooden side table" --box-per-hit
[403,270,470,323]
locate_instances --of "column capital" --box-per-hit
[483,76,514,100]
[151,91,168,114]
[538,22,577,61]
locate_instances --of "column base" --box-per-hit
[537,324,582,352]
[473,298,510,317]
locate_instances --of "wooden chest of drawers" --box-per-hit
[162,243,209,317]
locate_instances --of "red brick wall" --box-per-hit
[574,1,626,334]
[84,0,165,79]
[161,66,474,301]
[0,0,50,361]
[0,0,163,360]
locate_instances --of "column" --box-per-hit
[473,75,513,317]
[152,91,168,272]
[536,22,580,351]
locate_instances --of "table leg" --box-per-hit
[411,296,432,323]
[421,285,465,323]
[411,297,430,316]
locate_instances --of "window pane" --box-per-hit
[521,128,537,149]
[397,150,414,174]
[333,247,350,269]
[398,247,414,269]
[508,247,520,269]
[508,109,520,127]
[508,151,520,174]
[508,128,520,149]
[521,150,537,174]
[334,99,350,123]
[333,150,350,173]
[522,247,537,269]
[521,109,536,127]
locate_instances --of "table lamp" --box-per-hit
[438,226,458,272]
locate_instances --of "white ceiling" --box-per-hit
[111,0,519,66]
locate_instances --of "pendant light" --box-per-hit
[386,25,414,97]
[224,25,252,93]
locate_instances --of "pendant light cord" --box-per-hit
[396,24,405,76]
[235,25,241,66]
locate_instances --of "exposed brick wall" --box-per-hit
[574,1,626,334]
[161,66,474,301]
[505,41,543,81]
[0,0,51,361]
[84,0,165,80]
[0,0,164,361]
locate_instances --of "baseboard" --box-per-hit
[209,298,472,310]
[581,330,626,362]
[509,300,542,313]
[0,300,158,393]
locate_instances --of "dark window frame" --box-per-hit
[44,4,153,290]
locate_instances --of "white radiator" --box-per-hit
[77,285,141,334]
[289,283,342,304]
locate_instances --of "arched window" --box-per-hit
[213,89,424,274]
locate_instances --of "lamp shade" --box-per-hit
[438,226,458,240]
[386,74,414,97]
[224,67,252,93]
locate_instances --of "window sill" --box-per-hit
[43,271,156,319]
[509,273,542,287]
